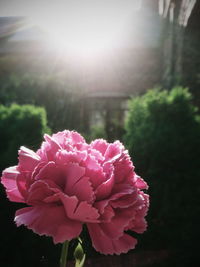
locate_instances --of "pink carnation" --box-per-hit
[1,130,149,255]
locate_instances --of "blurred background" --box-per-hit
[0,0,199,266]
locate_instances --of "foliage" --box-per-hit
[124,87,200,262]
[85,125,107,142]
[0,104,50,171]
[0,73,83,132]
[183,12,200,107]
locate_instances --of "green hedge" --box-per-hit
[124,87,200,264]
[0,104,50,171]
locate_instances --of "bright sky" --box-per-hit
[0,0,141,16]
[0,0,142,60]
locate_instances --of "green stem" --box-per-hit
[60,240,70,267]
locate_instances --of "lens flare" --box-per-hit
[30,2,136,62]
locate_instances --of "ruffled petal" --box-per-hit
[43,134,61,161]
[134,176,148,190]
[85,167,106,190]
[52,130,86,147]
[104,141,124,162]
[87,223,137,255]
[130,217,148,234]
[99,205,115,222]
[18,146,40,171]
[50,131,68,147]
[70,176,95,203]
[1,166,25,202]
[55,150,87,165]
[59,194,99,222]
[100,207,136,238]
[68,131,86,144]
[90,139,109,156]
[26,180,60,205]
[35,162,64,188]
[113,152,134,183]
[83,154,101,171]
[95,172,114,201]
[64,163,85,193]
[110,184,135,199]
[16,172,29,199]
[126,193,149,233]
[110,191,138,208]
[15,205,82,244]
[88,148,104,162]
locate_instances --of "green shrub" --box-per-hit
[0,104,50,171]
[85,125,107,142]
[124,87,200,256]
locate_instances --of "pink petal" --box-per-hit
[74,142,89,151]
[112,234,137,254]
[111,184,135,199]
[97,204,115,222]
[52,130,85,146]
[44,134,61,148]
[94,200,115,222]
[111,191,138,208]
[83,154,101,171]
[102,162,114,178]
[26,180,60,205]
[100,207,136,238]
[73,201,99,222]
[68,131,86,144]
[134,176,148,190]
[59,194,78,218]
[113,153,134,183]
[90,139,109,156]
[88,148,104,162]
[85,167,106,190]
[18,146,40,171]
[129,217,148,233]
[44,193,61,203]
[59,194,99,222]
[87,223,137,255]
[31,161,47,181]
[64,163,85,193]
[56,150,79,164]
[95,172,114,201]
[43,134,61,160]
[1,166,25,202]
[35,162,64,188]
[99,183,135,204]
[15,205,82,244]
[55,150,87,165]
[104,141,124,162]
[34,162,56,180]
[36,143,49,161]
[131,192,149,212]
[94,199,110,215]
[126,194,149,233]
[50,131,68,146]
[70,176,94,203]
[16,172,28,199]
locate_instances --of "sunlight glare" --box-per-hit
[30,2,136,62]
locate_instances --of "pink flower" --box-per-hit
[1,130,149,255]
